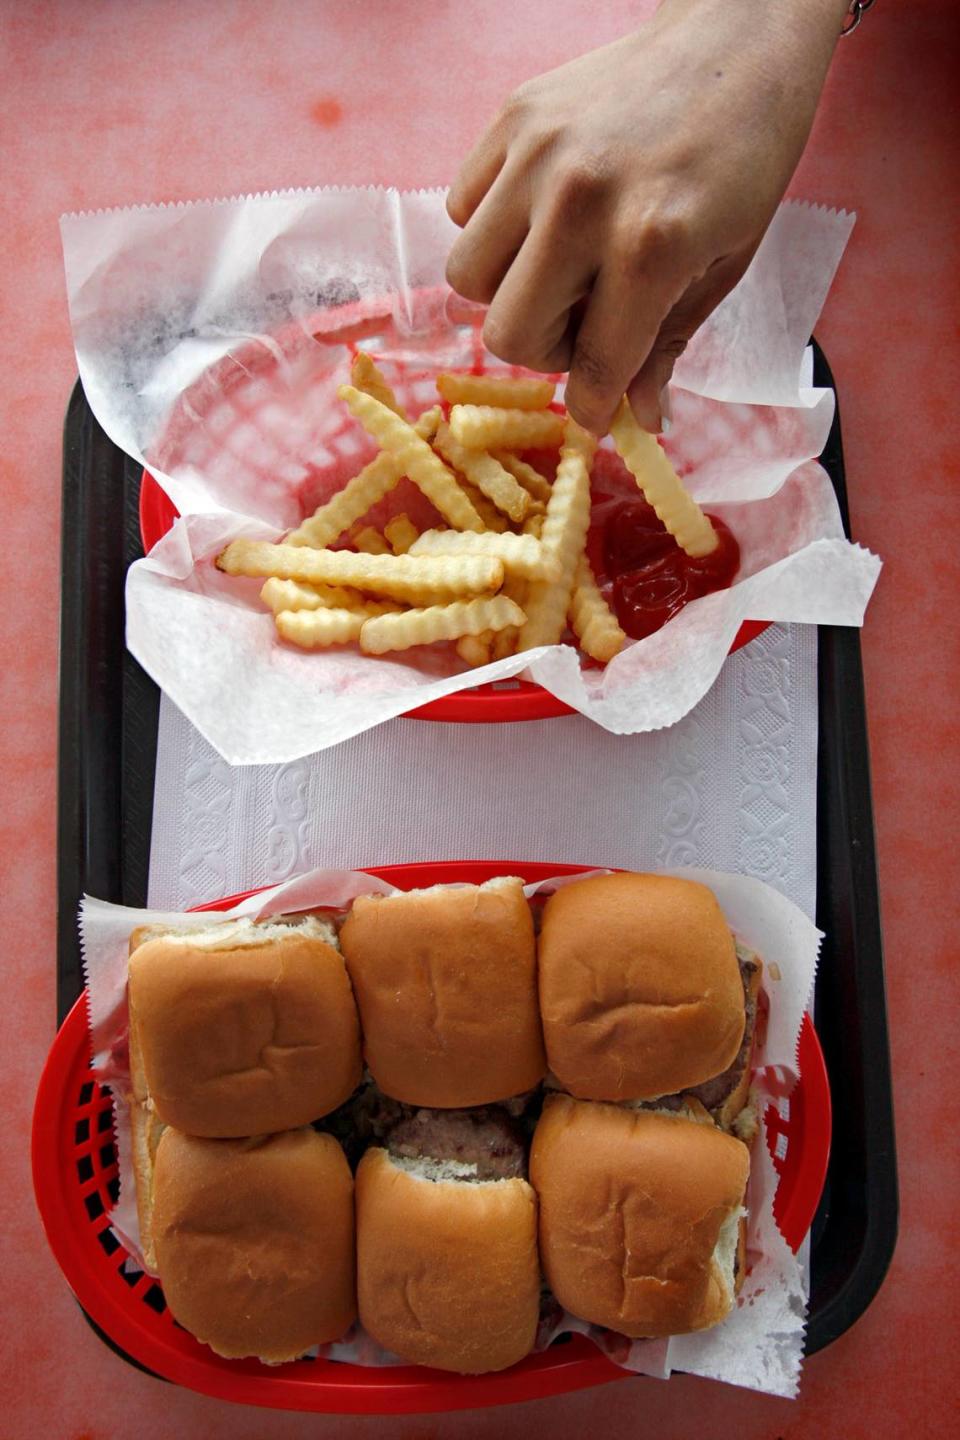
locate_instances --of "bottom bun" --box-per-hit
[356,1147,540,1374]
[151,1127,356,1362]
[531,1095,750,1339]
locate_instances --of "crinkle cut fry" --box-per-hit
[338,385,484,532]
[217,539,504,602]
[360,596,526,655]
[434,422,531,523]
[516,420,596,653]
[408,528,558,581]
[493,451,554,504]
[569,555,626,662]
[351,352,404,416]
[285,407,440,550]
[448,404,566,452]
[260,578,368,613]
[383,514,420,555]
[436,372,556,410]
[275,608,365,648]
[609,397,718,558]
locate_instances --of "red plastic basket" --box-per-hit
[33,861,830,1413]
[136,295,768,723]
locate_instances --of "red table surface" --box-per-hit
[2,2,958,1437]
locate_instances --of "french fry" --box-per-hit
[517,420,596,653]
[456,632,494,667]
[217,539,504,602]
[351,525,390,555]
[412,403,443,443]
[569,555,626,663]
[434,422,531,524]
[610,398,718,558]
[493,451,554,504]
[338,384,484,531]
[458,480,509,533]
[437,373,556,410]
[409,528,558,581]
[359,596,525,655]
[275,608,366,648]
[286,407,440,549]
[384,514,420,555]
[491,573,528,659]
[260,578,368,613]
[448,405,565,452]
[522,511,545,540]
[351,352,404,416]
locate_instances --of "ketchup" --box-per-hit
[589,499,740,641]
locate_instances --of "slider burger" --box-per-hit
[530,1095,750,1338]
[538,872,762,1123]
[140,1125,356,1362]
[356,1107,540,1373]
[340,878,545,1107]
[128,915,362,1137]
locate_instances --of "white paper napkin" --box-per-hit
[147,621,818,919]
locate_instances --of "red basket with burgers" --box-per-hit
[33,862,830,1412]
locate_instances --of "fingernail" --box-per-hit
[659,383,673,425]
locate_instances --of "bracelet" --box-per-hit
[841,0,875,36]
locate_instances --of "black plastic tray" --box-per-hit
[56,342,897,1364]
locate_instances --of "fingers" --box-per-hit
[562,262,685,435]
[446,113,511,228]
[480,223,594,374]
[445,158,532,305]
[627,251,753,430]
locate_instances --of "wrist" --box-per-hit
[654,0,851,48]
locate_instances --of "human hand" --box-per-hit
[446,0,849,433]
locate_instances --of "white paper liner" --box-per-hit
[60,189,879,761]
[79,865,820,1398]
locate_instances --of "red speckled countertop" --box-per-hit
[2,2,958,1437]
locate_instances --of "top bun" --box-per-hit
[128,915,362,1136]
[151,1126,356,1361]
[538,873,745,1101]
[531,1094,750,1338]
[340,879,545,1107]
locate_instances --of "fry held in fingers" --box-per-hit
[610,398,718,558]
[437,372,556,410]
[449,405,565,452]
[339,385,484,532]
[359,596,526,655]
[217,539,504,603]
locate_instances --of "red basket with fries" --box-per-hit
[33,861,829,1414]
[138,294,768,723]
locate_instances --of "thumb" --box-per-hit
[626,248,756,431]
[626,335,687,432]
